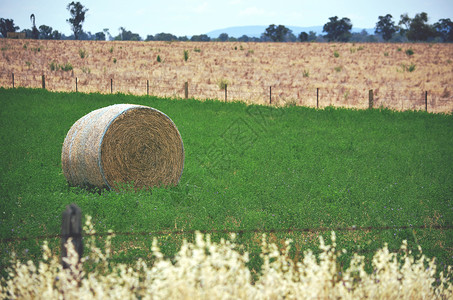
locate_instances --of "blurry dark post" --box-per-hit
[110,78,113,93]
[42,75,45,89]
[269,86,272,104]
[147,80,149,96]
[76,77,78,92]
[316,88,319,108]
[369,89,374,109]
[61,203,83,269]
[225,84,227,102]
[12,73,14,88]
[184,81,188,99]
[425,91,428,112]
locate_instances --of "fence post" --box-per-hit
[225,84,227,102]
[110,78,113,94]
[269,86,272,104]
[316,88,319,108]
[184,81,188,99]
[42,75,45,89]
[76,77,78,92]
[369,89,374,109]
[147,80,149,96]
[425,91,428,112]
[61,203,83,269]
[12,73,14,88]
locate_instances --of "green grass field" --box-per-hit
[1,88,452,274]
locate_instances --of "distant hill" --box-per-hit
[206,25,374,39]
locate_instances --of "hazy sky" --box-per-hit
[1,0,452,38]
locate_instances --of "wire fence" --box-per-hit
[1,71,452,113]
[2,222,452,269]
[1,203,452,274]
[2,224,452,244]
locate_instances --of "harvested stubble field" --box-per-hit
[0,39,452,113]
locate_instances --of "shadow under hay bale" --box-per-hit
[61,104,184,191]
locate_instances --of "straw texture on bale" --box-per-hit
[61,104,184,191]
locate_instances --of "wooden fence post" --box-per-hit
[425,91,428,112]
[147,80,149,96]
[12,73,14,88]
[316,88,319,108]
[61,203,83,269]
[42,75,45,89]
[269,86,272,104]
[76,77,78,92]
[225,84,227,102]
[369,89,374,109]
[184,82,188,99]
[110,78,113,93]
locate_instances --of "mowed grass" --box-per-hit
[1,88,452,273]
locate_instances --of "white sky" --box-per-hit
[1,0,452,38]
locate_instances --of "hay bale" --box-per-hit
[61,104,184,191]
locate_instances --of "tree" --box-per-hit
[323,16,352,42]
[39,25,61,40]
[263,24,291,42]
[78,31,93,40]
[66,1,88,40]
[52,30,62,40]
[398,13,411,35]
[238,35,250,42]
[375,14,397,41]
[114,27,141,41]
[286,32,297,42]
[154,32,177,41]
[39,25,53,39]
[30,14,39,39]
[21,29,32,38]
[351,29,377,42]
[404,12,436,41]
[307,31,317,42]
[190,34,210,42]
[218,33,229,42]
[0,18,19,38]
[95,31,106,41]
[298,31,308,42]
[103,28,111,41]
[434,18,453,42]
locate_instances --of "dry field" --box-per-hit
[0,39,452,112]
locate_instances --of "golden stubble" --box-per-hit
[1,39,452,112]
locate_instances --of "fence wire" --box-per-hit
[1,224,452,244]
[1,224,452,272]
[1,72,452,113]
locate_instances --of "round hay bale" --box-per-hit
[61,104,184,191]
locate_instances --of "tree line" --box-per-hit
[1,2,452,43]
